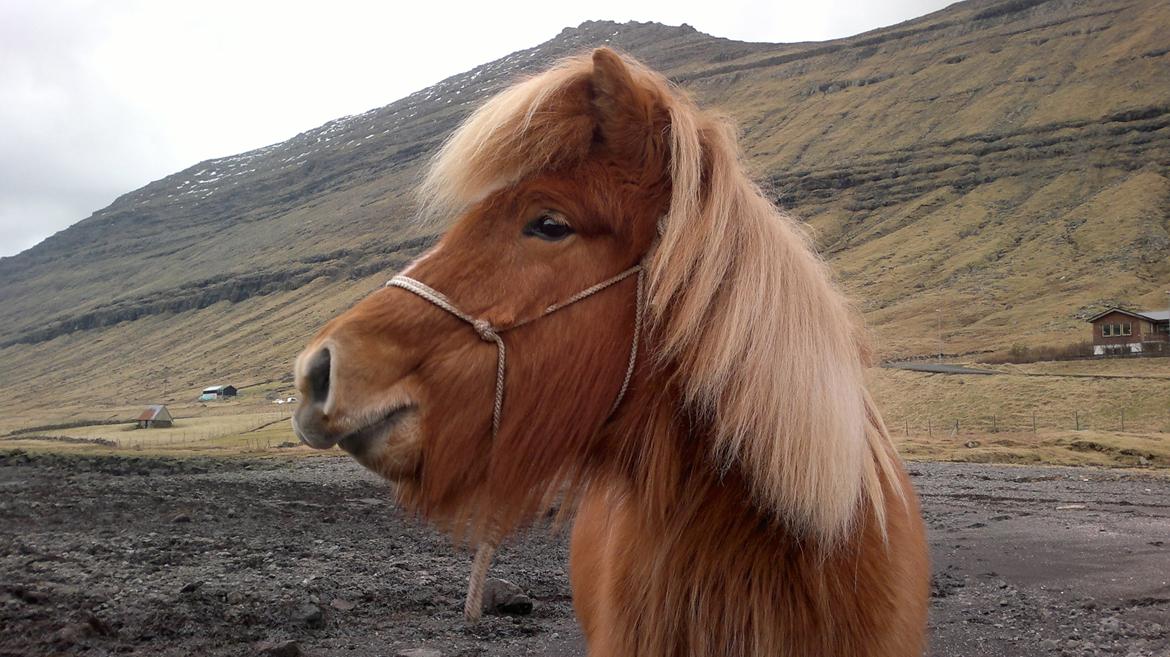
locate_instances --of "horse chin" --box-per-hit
[337,407,423,482]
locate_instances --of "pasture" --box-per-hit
[871,357,1170,468]
[0,411,312,457]
[5,357,1170,469]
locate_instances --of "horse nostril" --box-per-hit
[307,348,331,403]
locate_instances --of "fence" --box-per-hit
[99,409,297,448]
[887,408,1170,437]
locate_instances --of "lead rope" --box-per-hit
[463,533,499,620]
[386,262,646,622]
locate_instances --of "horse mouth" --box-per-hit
[336,404,418,456]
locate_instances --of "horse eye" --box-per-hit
[522,215,575,241]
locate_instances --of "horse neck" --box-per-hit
[592,376,885,656]
[605,378,792,535]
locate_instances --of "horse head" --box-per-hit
[293,49,673,535]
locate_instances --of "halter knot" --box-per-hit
[472,319,497,342]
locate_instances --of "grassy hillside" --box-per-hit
[2,0,1169,422]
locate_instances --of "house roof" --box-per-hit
[1086,308,1170,323]
[137,404,169,421]
[201,385,233,393]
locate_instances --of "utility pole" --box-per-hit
[159,366,171,398]
[936,309,943,363]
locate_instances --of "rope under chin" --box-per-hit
[386,262,646,621]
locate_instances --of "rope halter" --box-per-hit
[385,260,646,620]
[386,262,645,441]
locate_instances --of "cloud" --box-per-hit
[0,0,176,256]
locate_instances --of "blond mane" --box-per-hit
[419,51,901,545]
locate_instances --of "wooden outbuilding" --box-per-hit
[137,405,174,428]
[199,385,238,401]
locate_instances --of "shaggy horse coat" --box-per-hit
[293,48,930,656]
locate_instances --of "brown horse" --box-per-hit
[293,48,929,656]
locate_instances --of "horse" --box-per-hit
[292,48,930,656]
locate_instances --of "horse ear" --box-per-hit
[590,48,668,163]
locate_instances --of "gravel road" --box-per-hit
[1,450,1166,656]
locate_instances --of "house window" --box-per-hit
[1121,322,1132,336]
[1102,324,1112,337]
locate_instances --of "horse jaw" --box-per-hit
[336,407,424,482]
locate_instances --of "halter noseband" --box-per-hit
[385,262,646,439]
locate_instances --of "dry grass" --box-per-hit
[0,411,315,458]
[76,413,286,443]
[897,429,1170,469]
[992,357,1170,378]
[872,358,1170,468]
[8,414,1166,470]
[0,275,374,435]
[6,358,1169,469]
[840,170,1170,359]
[869,362,1170,436]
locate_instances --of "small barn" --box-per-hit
[1087,308,1170,355]
[137,405,174,428]
[199,385,238,401]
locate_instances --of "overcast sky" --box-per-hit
[0,0,956,258]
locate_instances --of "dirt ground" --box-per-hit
[1,450,1167,657]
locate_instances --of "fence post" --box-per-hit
[992,415,997,433]
[1120,409,1125,432]
[1075,411,1080,431]
[1032,411,1037,434]
[928,419,932,438]
[905,420,909,437]
[954,420,959,434]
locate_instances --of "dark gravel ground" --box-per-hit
[0,450,1167,657]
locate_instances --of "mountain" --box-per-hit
[2,0,1169,417]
